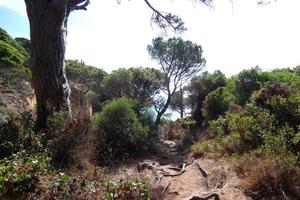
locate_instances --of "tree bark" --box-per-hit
[25,0,71,130]
[154,96,171,128]
[179,86,184,118]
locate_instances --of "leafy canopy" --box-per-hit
[147,37,205,96]
[103,67,164,107]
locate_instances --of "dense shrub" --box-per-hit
[0,41,25,68]
[0,28,27,58]
[174,117,197,129]
[45,111,76,168]
[66,60,107,112]
[186,70,227,123]
[0,152,50,199]
[0,108,42,159]
[205,104,299,161]
[294,65,300,76]
[103,68,164,108]
[105,178,150,200]
[202,87,233,121]
[234,67,270,105]
[0,154,150,199]
[15,37,30,53]
[252,82,300,129]
[92,98,150,164]
[26,168,150,200]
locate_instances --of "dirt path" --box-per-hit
[68,126,251,199]
[105,140,251,200]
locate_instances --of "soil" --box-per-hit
[70,126,251,200]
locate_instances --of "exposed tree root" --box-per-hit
[161,181,171,194]
[162,170,186,177]
[167,166,182,171]
[186,192,220,200]
[196,161,208,178]
[162,163,189,177]
[156,175,163,185]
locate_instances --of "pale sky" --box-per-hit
[1,0,300,76]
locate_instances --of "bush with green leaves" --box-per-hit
[0,28,28,69]
[66,60,107,112]
[233,67,270,105]
[15,37,30,53]
[0,108,43,159]
[0,41,25,68]
[205,104,299,162]
[0,28,27,56]
[186,70,227,123]
[105,178,150,200]
[0,151,51,198]
[174,117,197,129]
[45,111,77,168]
[252,82,300,129]
[26,167,150,200]
[201,87,234,121]
[92,98,150,163]
[103,67,164,108]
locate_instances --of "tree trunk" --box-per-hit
[179,86,184,118]
[25,0,71,130]
[154,96,171,128]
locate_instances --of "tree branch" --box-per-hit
[144,0,186,33]
[67,0,90,14]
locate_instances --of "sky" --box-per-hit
[1,0,300,76]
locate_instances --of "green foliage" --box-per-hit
[0,28,28,70]
[46,111,75,168]
[148,37,205,125]
[103,68,132,99]
[0,28,27,57]
[0,67,32,96]
[0,151,50,198]
[262,68,296,84]
[202,87,233,121]
[148,37,205,74]
[93,98,150,164]
[26,168,150,200]
[147,37,205,94]
[234,67,270,105]
[0,109,43,159]
[174,117,197,129]
[294,65,300,76]
[66,60,107,84]
[129,67,164,106]
[191,139,223,158]
[252,82,300,129]
[206,103,299,162]
[170,88,186,117]
[186,70,227,123]
[105,178,150,200]
[200,76,300,163]
[103,67,164,107]
[15,37,30,53]
[66,60,107,112]
[0,41,25,68]
[0,28,31,95]
[188,70,227,95]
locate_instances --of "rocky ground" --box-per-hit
[109,141,249,200]
[70,125,251,200]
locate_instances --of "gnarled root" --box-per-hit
[186,192,220,200]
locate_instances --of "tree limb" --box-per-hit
[67,0,90,14]
[144,0,185,32]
